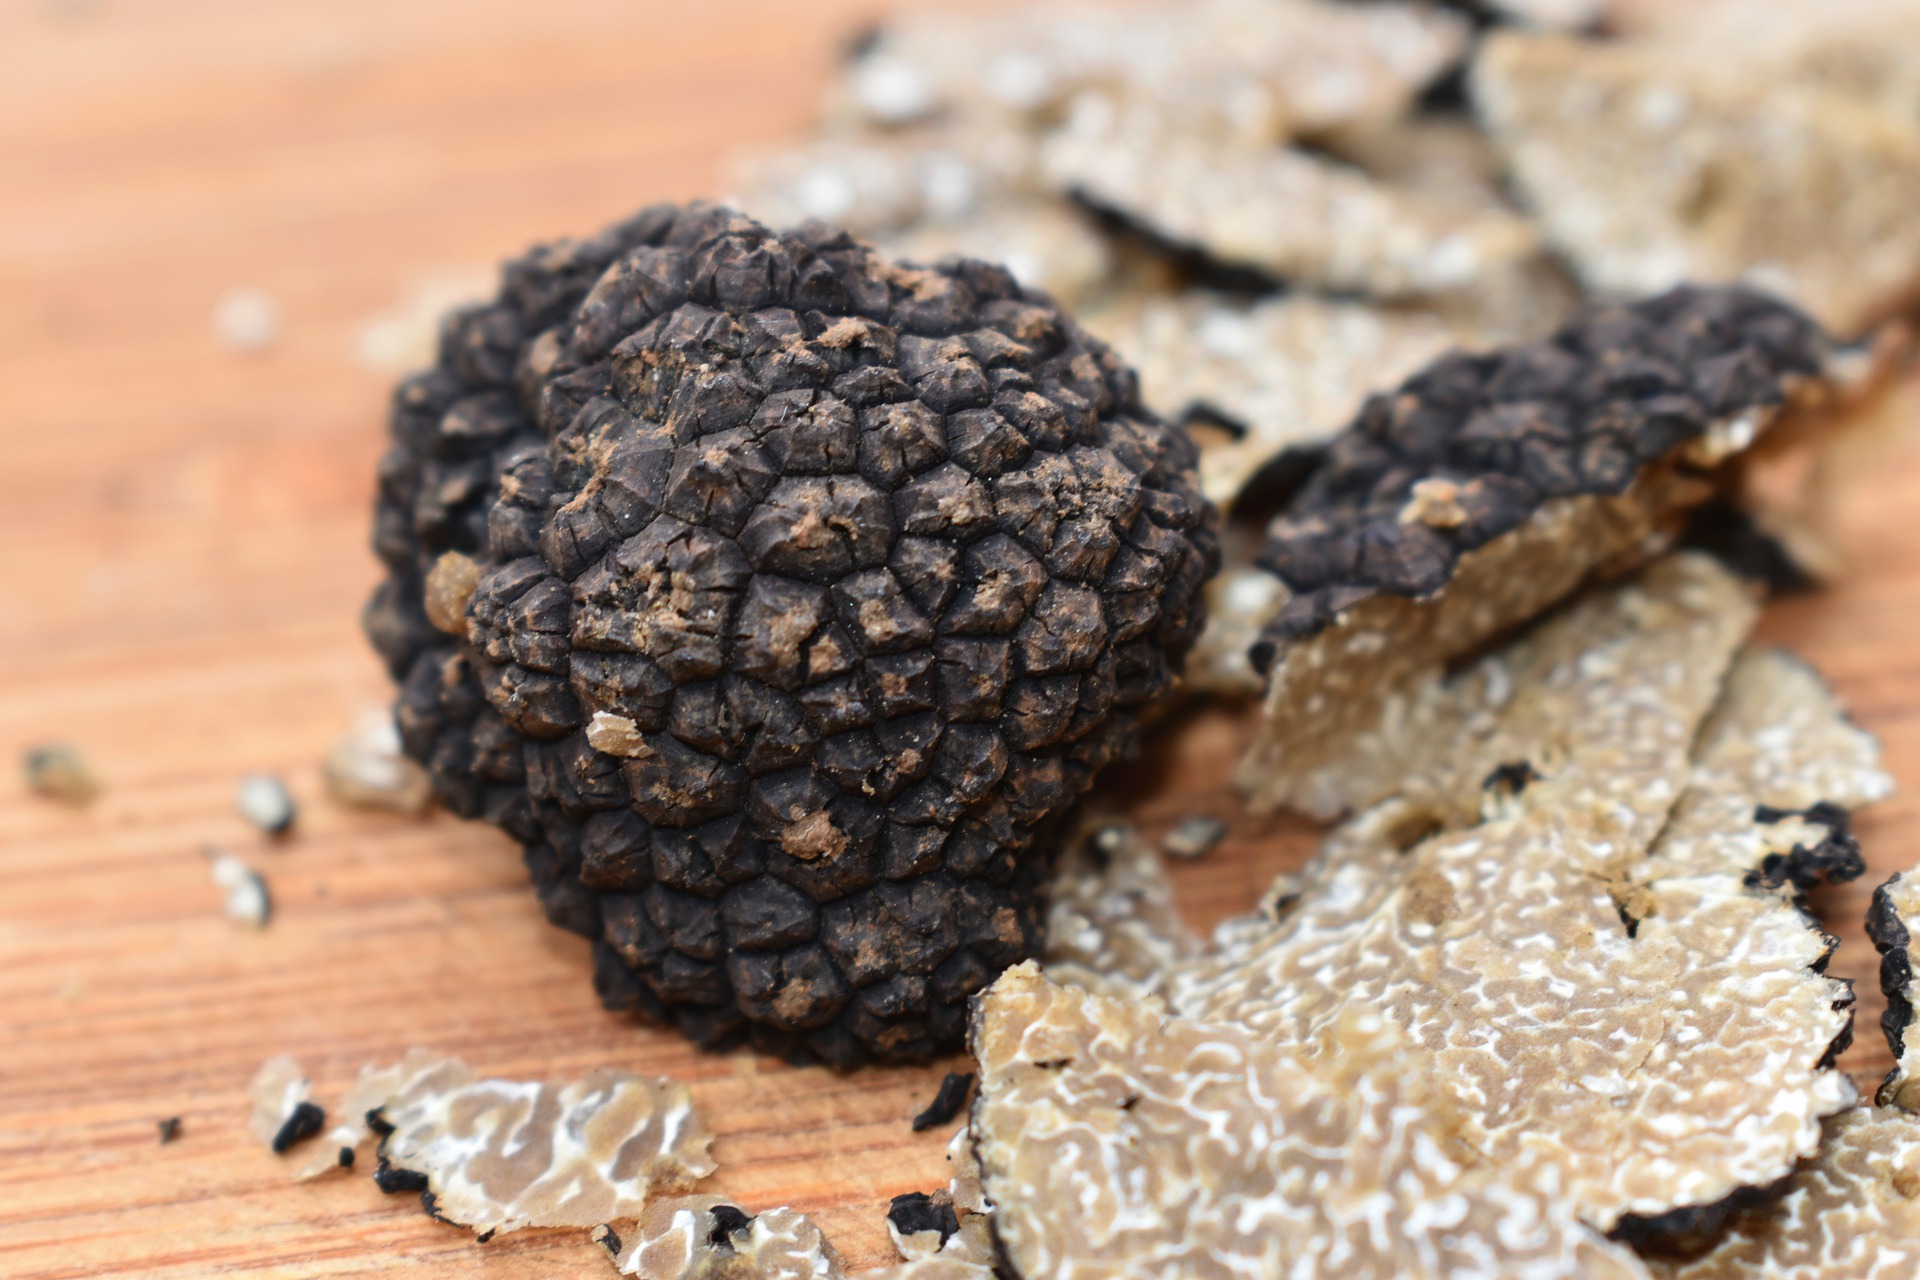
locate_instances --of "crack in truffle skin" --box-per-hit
[364,203,1218,1065]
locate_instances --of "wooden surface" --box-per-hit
[2,2,1918,1276]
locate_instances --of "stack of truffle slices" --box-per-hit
[364,203,1219,1066]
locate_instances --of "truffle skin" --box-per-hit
[365,203,1219,1065]
[910,1072,973,1132]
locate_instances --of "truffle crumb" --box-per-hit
[271,1101,326,1154]
[887,1192,959,1246]
[323,710,431,815]
[604,1197,844,1279]
[591,1223,623,1255]
[210,853,271,928]
[247,1056,312,1150]
[1160,815,1225,861]
[423,552,481,636]
[157,1117,181,1145]
[235,774,296,835]
[911,1073,974,1132]
[212,286,281,352]
[23,744,99,806]
[337,1146,355,1169]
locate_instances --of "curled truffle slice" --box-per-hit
[970,962,1649,1280]
[360,1055,714,1236]
[1180,556,1869,1232]
[1870,870,1920,1111]
[601,1197,843,1280]
[1643,1108,1920,1280]
[1241,285,1876,820]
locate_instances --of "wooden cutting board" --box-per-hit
[2,1,1916,1275]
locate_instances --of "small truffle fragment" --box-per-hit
[248,1056,313,1150]
[1869,870,1920,1112]
[235,773,297,835]
[367,203,1219,1063]
[212,286,281,352]
[323,710,432,815]
[602,1196,844,1280]
[911,1073,973,1132]
[157,1117,181,1145]
[873,1199,996,1280]
[360,1055,715,1236]
[1242,286,1879,820]
[23,744,99,806]
[1471,28,1920,338]
[210,853,271,929]
[971,963,1647,1280]
[1179,556,1875,1232]
[1044,96,1541,303]
[1043,820,1199,1002]
[1160,815,1225,861]
[1641,1108,1920,1280]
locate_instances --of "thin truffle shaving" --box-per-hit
[1180,555,1867,1229]
[603,1197,843,1280]
[363,1055,715,1235]
[1644,1108,1920,1280]
[971,962,1650,1280]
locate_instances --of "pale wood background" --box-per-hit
[1,1,1916,1275]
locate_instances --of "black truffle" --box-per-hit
[910,1070,974,1130]
[366,204,1218,1065]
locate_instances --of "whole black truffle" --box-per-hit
[364,204,1218,1065]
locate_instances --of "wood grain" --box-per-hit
[0,2,1915,1276]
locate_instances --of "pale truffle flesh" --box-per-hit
[1181,555,1868,1231]
[359,1055,716,1236]
[971,962,1650,1280]
[603,1196,843,1280]
[1643,1108,1920,1280]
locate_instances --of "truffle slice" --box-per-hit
[371,203,1219,1064]
[1641,1108,1920,1280]
[1870,870,1920,1112]
[1471,28,1920,338]
[835,0,1469,144]
[1178,556,1872,1231]
[1042,820,1199,1002]
[970,963,1648,1280]
[1042,95,1541,302]
[356,1055,715,1236]
[1241,285,1875,820]
[601,1197,843,1280]
[1083,292,1463,510]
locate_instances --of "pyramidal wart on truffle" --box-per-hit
[364,203,1218,1065]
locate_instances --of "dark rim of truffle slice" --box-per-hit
[1745,802,1865,894]
[1869,871,1916,1107]
[911,1071,975,1131]
[365,203,1219,1066]
[1250,285,1833,665]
